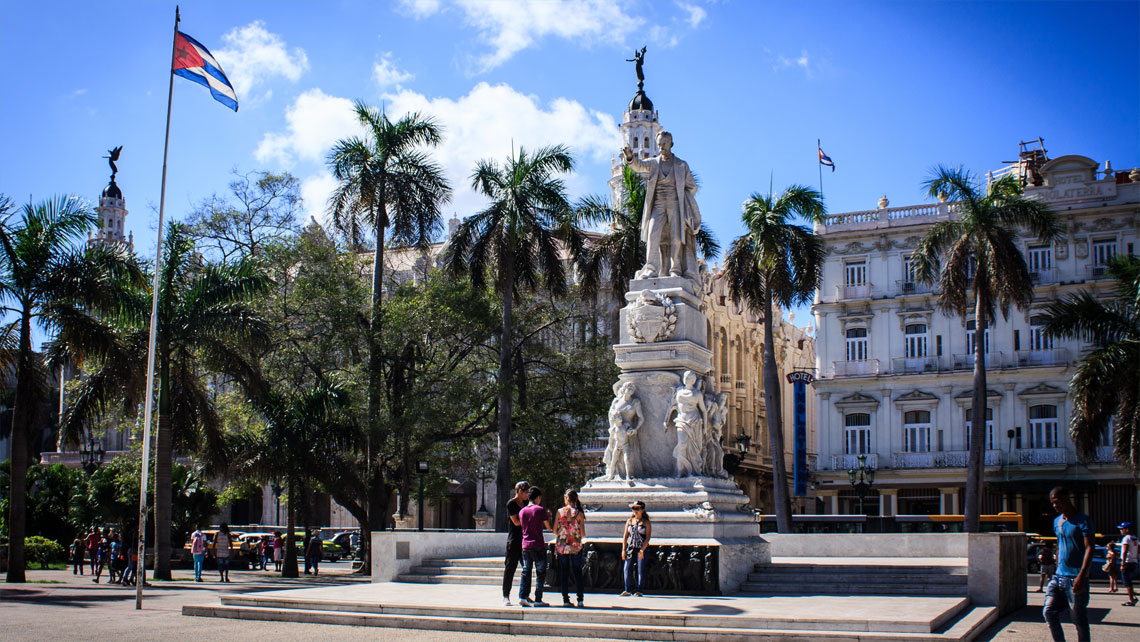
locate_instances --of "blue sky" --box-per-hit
[2,0,1138,331]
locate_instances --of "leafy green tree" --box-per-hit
[1042,254,1140,471]
[326,103,451,540]
[443,144,585,531]
[576,164,720,313]
[723,186,826,534]
[58,223,270,579]
[186,170,302,262]
[0,195,143,582]
[911,168,1058,532]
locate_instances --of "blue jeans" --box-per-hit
[624,550,646,593]
[559,551,584,601]
[192,553,204,580]
[217,556,230,580]
[1043,574,1090,642]
[519,549,547,602]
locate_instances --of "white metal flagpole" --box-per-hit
[136,5,180,610]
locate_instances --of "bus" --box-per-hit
[757,512,1024,534]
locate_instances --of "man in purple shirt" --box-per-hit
[518,486,552,607]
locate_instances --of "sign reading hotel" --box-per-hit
[787,371,814,496]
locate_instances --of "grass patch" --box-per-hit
[28,579,67,584]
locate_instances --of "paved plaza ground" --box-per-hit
[2,563,1137,641]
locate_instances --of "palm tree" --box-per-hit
[0,195,144,582]
[230,380,358,577]
[576,165,719,330]
[443,144,582,531]
[1041,254,1140,471]
[911,167,1058,532]
[58,223,270,579]
[723,186,826,534]
[326,102,451,536]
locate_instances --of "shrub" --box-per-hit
[25,535,65,569]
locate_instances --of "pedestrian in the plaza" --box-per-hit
[108,532,123,584]
[621,500,651,597]
[214,523,233,583]
[93,528,110,583]
[71,537,85,575]
[518,486,552,607]
[306,529,323,576]
[501,480,530,606]
[1042,486,1093,642]
[303,529,313,574]
[1037,543,1056,592]
[190,525,206,582]
[554,488,587,608]
[273,531,284,572]
[1105,541,1120,593]
[123,545,137,586]
[259,535,270,570]
[85,527,101,575]
[1120,521,1139,606]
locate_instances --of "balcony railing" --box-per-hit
[892,451,934,468]
[1029,269,1056,285]
[1013,348,1070,367]
[831,453,878,470]
[1016,448,1066,465]
[1090,265,1111,280]
[1094,445,1116,463]
[735,380,747,390]
[718,374,731,385]
[832,359,880,377]
[837,284,872,300]
[950,352,1003,370]
[896,280,932,296]
[891,356,941,374]
[820,202,957,229]
[931,450,1003,468]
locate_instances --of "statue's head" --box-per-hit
[717,392,728,406]
[657,131,673,153]
[619,381,636,398]
[682,370,697,387]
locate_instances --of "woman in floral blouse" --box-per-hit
[554,489,587,607]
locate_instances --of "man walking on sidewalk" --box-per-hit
[1043,486,1094,642]
[1119,521,1138,607]
[518,486,552,607]
[501,481,529,606]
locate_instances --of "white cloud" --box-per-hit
[255,89,358,167]
[775,50,812,76]
[676,2,707,28]
[214,21,309,103]
[401,0,644,72]
[373,53,414,89]
[300,171,339,227]
[258,82,622,227]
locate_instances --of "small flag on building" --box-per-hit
[172,31,238,111]
[818,142,835,172]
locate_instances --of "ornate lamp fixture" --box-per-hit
[847,453,875,515]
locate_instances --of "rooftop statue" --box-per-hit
[626,46,647,89]
[105,146,123,181]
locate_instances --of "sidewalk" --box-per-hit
[975,576,1139,641]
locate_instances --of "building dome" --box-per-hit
[628,90,654,113]
[102,179,122,200]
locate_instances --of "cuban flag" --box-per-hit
[818,142,835,172]
[172,31,238,111]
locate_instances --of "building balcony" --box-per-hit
[1029,269,1057,285]
[831,453,878,470]
[1090,265,1112,280]
[818,202,956,232]
[1015,448,1067,465]
[896,280,933,296]
[890,450,1002,469]
[1012,348,1070,367]
[890,356,941,374]
[1093,445,1116,463]
[718,374,731,385]
[950,352,1004,370]
[735,380,747,391]
[831,359,881,377]
[836,284,872,301]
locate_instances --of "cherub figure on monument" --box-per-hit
[603,381,643,481]
[621,131,703,282]
[666,370,707,477]
[704,390,730,478]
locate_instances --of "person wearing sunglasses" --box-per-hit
[621,501,652,597]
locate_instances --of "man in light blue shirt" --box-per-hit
[1043,486,1094,642]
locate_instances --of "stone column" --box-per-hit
[879,488,898,517]
[1015,493,1025,520]
[817,489,838,515]
[939,487,959,515]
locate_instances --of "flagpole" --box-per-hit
[136,4,179,610]
[818,139,824,201]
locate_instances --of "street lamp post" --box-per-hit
[476,463,491,515]
[272,482,283,527]
[79,433,105,475]
[417,461,429,532]
[847,453,875,516]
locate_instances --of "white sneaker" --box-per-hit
[619,591,631,597]
[502,597,511,606]
[633,592,643,597]
[519,598,533,607]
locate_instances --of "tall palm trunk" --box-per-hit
[365,204,388,535]
[282,479,298,577]
[964,293,989,533]
[762,289,793,532]
[153,358,173,580]
[5,311,34,583]
[494,257,516,532]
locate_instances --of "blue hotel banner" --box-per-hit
[786,371,814,497]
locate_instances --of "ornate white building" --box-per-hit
[811,143,1139,532]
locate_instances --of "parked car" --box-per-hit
[330,531,360,558]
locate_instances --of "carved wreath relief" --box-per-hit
[627,289,677,343]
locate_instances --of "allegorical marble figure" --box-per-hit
[621,131,703,281]
[603,381,643,480]
[704,390,729,478]
[666,370,707,477]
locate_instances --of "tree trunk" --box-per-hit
[152,357,173,580]
[494,258,516,533]
[763,291,793,532]
[282,478,299,578]
[365,205,388,545]
[5,312,34,583]
[964,294,989,533]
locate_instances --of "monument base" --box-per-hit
[579,475,759,539]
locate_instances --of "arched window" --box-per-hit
[1029,315,1053,352]
[644,136,650,148]
[964,407,994,450]
[903,409,931,453]
[844,413,871,455]
[719,334,728,378]
[631,137,638,149]
[846,327,867,361]
[1029,404,1059,448]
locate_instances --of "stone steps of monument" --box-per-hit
[396,573,500,585]
[743,561,968,596]
[398,557,505,585]
[756,562,969,576]
[412,564,503,577]
[419,557,502,569]
[740,581,967,596]
[750,570,968,584]
[184,599,999,641]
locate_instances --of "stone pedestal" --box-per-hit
[473,511,493,531]
[579,476,758,539]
